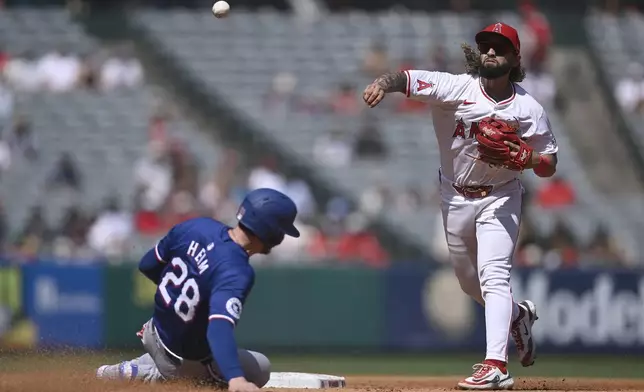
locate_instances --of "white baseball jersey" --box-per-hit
[404,70,558,186]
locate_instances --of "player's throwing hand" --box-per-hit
[229,377,260,392]
[363,72,408,108]
[363,82,385,107]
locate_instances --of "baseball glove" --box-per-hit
[475,117,533,171]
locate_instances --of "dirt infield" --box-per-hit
[3,372,644,392]
[349,376,644,391]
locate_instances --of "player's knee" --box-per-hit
[453,266,478,292]
[478,264,511,296]
[239,350,271,387]
[458,279,478,298]
[478,260,511,280]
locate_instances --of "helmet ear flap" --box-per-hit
[237,222,254,239]
[268,232,285,248]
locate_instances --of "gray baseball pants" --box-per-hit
[96,318,271,387]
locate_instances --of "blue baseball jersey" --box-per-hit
[143,217,255,361]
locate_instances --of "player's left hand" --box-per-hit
[228,377,260,392]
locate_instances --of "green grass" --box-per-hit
[1,351,642,379]
[267,354,644,378]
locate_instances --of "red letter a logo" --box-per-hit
[417,80,434,92]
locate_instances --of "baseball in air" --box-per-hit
[212,1,230,18]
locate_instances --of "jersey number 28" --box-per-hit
[159,257,200,322]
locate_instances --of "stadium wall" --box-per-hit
[2,262,644,354]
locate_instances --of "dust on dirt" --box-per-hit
[2,372,644,392]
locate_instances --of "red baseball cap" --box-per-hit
[475,22,521,55]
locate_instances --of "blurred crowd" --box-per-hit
[605,2,644,117]
[615,61,644,115]
[1,42,143,94]
[0,42,144,176]
[1,128,392,268]
[131,135,390,268]
[0,41,146,261]
[0,4,631,270]
[515,212,627,270]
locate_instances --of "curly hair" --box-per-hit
[461,43,526,83]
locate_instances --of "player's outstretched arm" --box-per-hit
[363,71,407,108]
[207,320,259,392]
[208,266,257,391]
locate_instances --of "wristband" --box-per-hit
[533,154,551,177]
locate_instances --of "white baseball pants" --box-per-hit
[439,174,521,362]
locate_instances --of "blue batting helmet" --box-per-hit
[236,188,300,248]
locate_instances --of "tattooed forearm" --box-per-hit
[374,72,407,94]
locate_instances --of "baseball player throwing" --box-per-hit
[96,188,301,392]
[363,23,558,390]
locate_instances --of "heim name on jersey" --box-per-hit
[404,70,558,186]
[182,240,211,275]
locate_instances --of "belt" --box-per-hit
[452,184,493,199]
